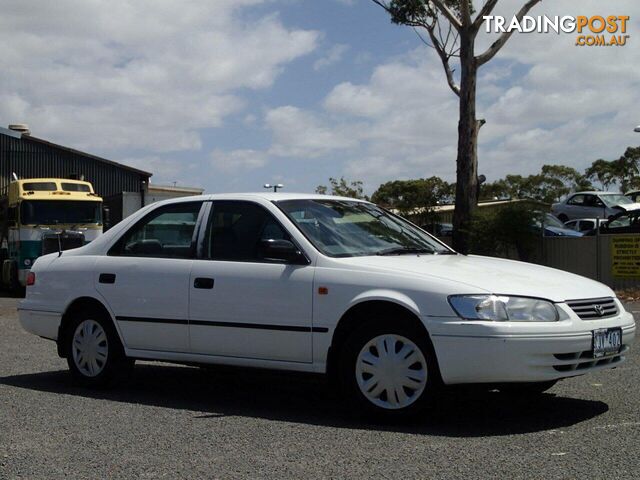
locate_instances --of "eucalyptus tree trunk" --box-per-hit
[452,27,480,253]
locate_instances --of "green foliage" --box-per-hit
[385,0,471,25]
[315,177,369,200]
[467,204,541,262]
[480,165,592,203]
[371,177,453,225]
[585,146,640,192]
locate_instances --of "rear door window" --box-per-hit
[110,202,204,258]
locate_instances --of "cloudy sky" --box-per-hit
[1,0,639,194]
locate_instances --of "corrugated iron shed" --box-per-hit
[0,126,151,197]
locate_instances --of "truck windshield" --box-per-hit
[277,199,453,257]
[20,201,102,225]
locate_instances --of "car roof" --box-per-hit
[572,191,624,195]
[158,192,371,204]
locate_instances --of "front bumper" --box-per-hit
[426,304,636,385]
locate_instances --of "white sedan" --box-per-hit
[19,193,636,416]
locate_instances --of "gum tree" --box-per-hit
[372,0,541,252]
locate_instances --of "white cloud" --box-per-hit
[266,106,360,158]
[210,149,268,173]
[261,0,640,191]
[0,1,319,154]
[314,44,350,71]
[123,155,199,184]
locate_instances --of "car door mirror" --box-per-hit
[260,239,307,264]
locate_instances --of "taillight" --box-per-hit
[26,272,36,286]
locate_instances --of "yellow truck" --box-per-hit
[0,178,103,290]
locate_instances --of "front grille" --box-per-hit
[552,345,628,372]
[41,233,85,255]
[566,297,618,320]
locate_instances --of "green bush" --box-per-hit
[466,204,542,262]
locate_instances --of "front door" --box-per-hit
[95,201,205,352]
[188,200,314,363]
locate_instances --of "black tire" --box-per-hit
[498,380,557,396]
[65,309,133,387]
[338,320,440,418]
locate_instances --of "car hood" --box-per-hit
[617,203,640,211]
[546,226,583,237]
[337,254,613,303]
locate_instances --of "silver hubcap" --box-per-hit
[72,320,108,377]
[355,334,428,410]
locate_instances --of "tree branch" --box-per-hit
[425,26,460,96]
[476,0,542,66]
[430,0,463,30]
[472,0,499,31]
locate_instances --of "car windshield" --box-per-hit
[277,199,453,257]
[544,214,566,229]
[600,194,633,207]
[20,200,102,225]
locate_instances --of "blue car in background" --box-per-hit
[539,214,583,237]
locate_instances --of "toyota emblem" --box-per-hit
[594,304,604,316]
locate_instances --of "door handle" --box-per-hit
[99,273,116,284]
[194,277,214,289]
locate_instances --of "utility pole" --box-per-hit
[263,183,284,193]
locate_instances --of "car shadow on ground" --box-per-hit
[1,363,608,437]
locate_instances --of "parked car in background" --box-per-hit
[626,190,640,203]
[538,214,583,237]
[585,209,640,235]
[551,192,640,222]
[564,218,600,233]
[18,194,635,417]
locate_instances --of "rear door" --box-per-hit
[565,194,587,219]
[95,201,206,352]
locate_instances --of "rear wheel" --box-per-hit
[339,321,440,417]
[65,312,133,387]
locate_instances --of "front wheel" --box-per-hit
[66,313,133,387]
[339,322,440,417]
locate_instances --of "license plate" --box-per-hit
[592,328,622,358]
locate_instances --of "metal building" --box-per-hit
[0,125,151,199]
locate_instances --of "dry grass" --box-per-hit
[616,288,640,302]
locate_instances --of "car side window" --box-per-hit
[567,195,584,206]
[110,202,203,258]
[579,221,593,231]
[204,201,291,262]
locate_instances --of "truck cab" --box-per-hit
[0,178,103,290]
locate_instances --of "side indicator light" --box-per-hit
[318,287,328,295]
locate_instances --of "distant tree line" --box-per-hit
[316,145,640,211]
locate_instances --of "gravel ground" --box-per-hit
[1,297,638,479]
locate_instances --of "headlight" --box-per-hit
[24,258,32,266]
[448,295,559,322]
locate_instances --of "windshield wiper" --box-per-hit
[376,247,434,256]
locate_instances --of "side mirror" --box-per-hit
[260,239,307,264]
